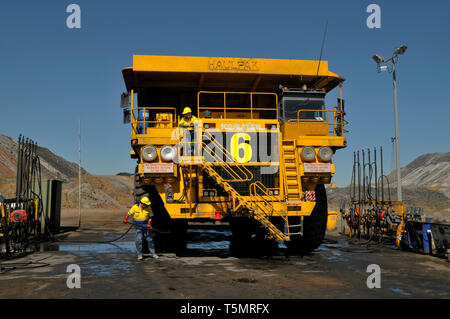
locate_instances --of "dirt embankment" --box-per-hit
[61,174,134,209]
[0,134,134,210]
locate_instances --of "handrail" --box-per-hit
[250,182,288,218]
[201,130,254,182]
[131,106,177,134]
[197,91,278,119]
[286,108,345,136]
[176,131,254,182]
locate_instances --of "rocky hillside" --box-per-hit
[328,152,450,220]
[0,134,134,209]
[388,152,450,197]
[0,134,84,182]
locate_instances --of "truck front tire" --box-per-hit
[286,184,328,255]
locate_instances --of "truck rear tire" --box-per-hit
[229,217,254,256]
[230,217,278,256]
[286,184,328,255]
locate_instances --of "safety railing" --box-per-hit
[195,134,289,241]
[197,91,278,119]
[250,182,289,224]
[287,108,345,137]
[202,130,254,182]
[131,106,177,135]
[175,129,254,182]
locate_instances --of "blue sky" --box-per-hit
[0,0,449,186]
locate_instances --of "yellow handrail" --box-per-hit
[197,91,278,119]
[250,182,288,221]
[201,130,254,182]
[131,106,177,134]
[286,108,345,136]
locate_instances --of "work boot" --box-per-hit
[151,254,159,259]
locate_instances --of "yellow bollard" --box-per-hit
[327,211,339,230]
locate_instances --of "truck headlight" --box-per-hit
[318,147,333,161]
[301,147,316,161]
[142,145,157,161]
[161,145,175,161]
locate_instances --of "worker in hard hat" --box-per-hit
[123,197,158,260]
[179,107,198,156]
[179,107,197,130]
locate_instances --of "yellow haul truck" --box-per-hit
[121,55,347,254]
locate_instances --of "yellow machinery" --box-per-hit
[341,148,407,247]
[121,55,347,254]
[0,135,44,255]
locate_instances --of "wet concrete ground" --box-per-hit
[0,224,449,299]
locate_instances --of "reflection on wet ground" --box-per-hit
[35,225,353,276]
[3,222,449,298]
[38,225,356,259]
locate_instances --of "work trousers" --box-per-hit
[134,221,155,256]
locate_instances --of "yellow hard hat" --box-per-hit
[140,197,151,206]
[182,107,192,115]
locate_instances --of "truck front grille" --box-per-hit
[203,165,279,196]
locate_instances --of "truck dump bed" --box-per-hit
[122,55,344,93]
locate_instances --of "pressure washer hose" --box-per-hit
[54,222,171,244]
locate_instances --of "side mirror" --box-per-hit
[337,98,345,112]
[120,92,131,108]
[123,109,131,124]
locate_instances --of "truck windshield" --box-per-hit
[283,99,325,121]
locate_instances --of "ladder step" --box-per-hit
[286,172,297,177]
[289,224,302,227]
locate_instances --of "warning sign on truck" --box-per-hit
[303,163,331,173]
[143,163,174,173]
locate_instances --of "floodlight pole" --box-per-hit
[373,46,406,202]
[391,60,402,202]
[78,119,82,228]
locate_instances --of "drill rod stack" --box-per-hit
[0,135,44,255]
[341,146,407,245]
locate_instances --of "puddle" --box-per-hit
[187,241,230,251]
[37,241,135,254]
[186,227,232,253]
[188,228,231,235]
[34,226,339,271]
[314,242,351,263]
[389,287,412,296]
[81,256,134,277]
[36,241,136,277]
[187,228,232,242]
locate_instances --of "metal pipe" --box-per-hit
[381,146,384,202]
[373,147,378,202]
[352,152,356,201]
[16,135,22,200]
[362,150,365,202]
[367,148,371,201]
[357,151,361,203]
